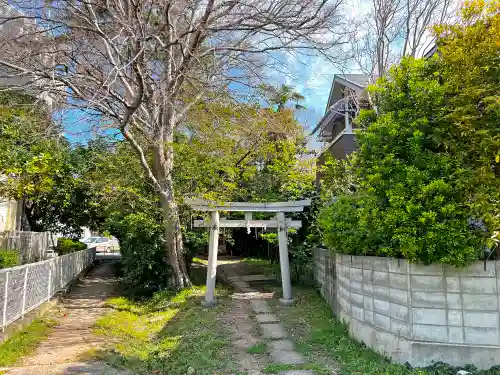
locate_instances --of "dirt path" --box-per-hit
[218,260,314,375]
[5,261,131,375]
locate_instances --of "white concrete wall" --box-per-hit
[312,248,500,369]
[0,199,19,233]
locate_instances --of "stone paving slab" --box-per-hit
[260,323,288,339]
[233,281,251,288]
[240,287,257,293]
[269,339,295,351]
[279,371,315,375]
[270,349,305,365]
[241,275,275,282]
[255,313,279,324]
[251,300,271,314]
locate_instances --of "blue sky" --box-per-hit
[263,51,354,150]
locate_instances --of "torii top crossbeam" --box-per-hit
[184,199,311,212]
[185,199,311,307]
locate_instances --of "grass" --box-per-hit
[242,257,280,276]
[0,318,56,367]
[263,363,329,374]
[247,342,267,355]
[268,286,500,375]
[192,257,208,265]
[93,285,236,375]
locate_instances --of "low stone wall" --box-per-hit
[312,248,500,369]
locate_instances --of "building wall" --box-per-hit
[313,248,500,369]
[0,199,20,233]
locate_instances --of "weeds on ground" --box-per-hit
[269,286,500,375]
[247,342,267,355]
[0,318,56,367]
[263,362,330,375]
[93,285,235,375]
[243,258,280,276]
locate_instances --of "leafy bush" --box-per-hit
[0,250,20,268]
[319,2,500,267]
[56,238,87,255]
[183,228,208,268]
[110,213,171,294]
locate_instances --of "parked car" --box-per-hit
[45,248,57,259]
[81,237,115,253]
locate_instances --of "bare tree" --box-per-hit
[352,0,453,79]
[0,0,349,287]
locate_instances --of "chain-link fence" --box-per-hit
[0,248,95,331]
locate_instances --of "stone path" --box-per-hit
[221,267,313,375]
[2,261,132,375]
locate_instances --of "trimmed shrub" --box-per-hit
[0,250,20,268]
[56,238,87,255]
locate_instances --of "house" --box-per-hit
[311,74,370,185]
[312,48,438,171]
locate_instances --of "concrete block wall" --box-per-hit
[312,248,500,368]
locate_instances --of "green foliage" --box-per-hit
[182,228,208,265]
[0,318,56,367]
[110,213,169,294]
[93,286,234,375]
[56,238,87,255]
[258,83,306,111]
[319,154,358,201]
[0,91,103,236]
[0,249,20,268]
[319,3,500,266]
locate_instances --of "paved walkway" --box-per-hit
[219,262,315,375]
[3,261,132,375]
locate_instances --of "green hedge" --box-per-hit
[0,250,20,269]
[56,238,87,255]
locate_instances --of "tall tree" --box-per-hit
[352,0,453,79]
[0,0,348,287]
[259,84,306,111]
[0,91,100,236]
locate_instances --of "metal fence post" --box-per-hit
[21,267,29,317]
[47,264,52,301]
[2,272,9,332]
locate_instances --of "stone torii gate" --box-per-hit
[185,199,311,307]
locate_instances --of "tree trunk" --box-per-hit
[159,190,191,288]
[153,134,192,289]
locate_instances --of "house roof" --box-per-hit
[423,44,438,58]
[311,73,369,135]
[340,74,370,88]
[325,74,369,110]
